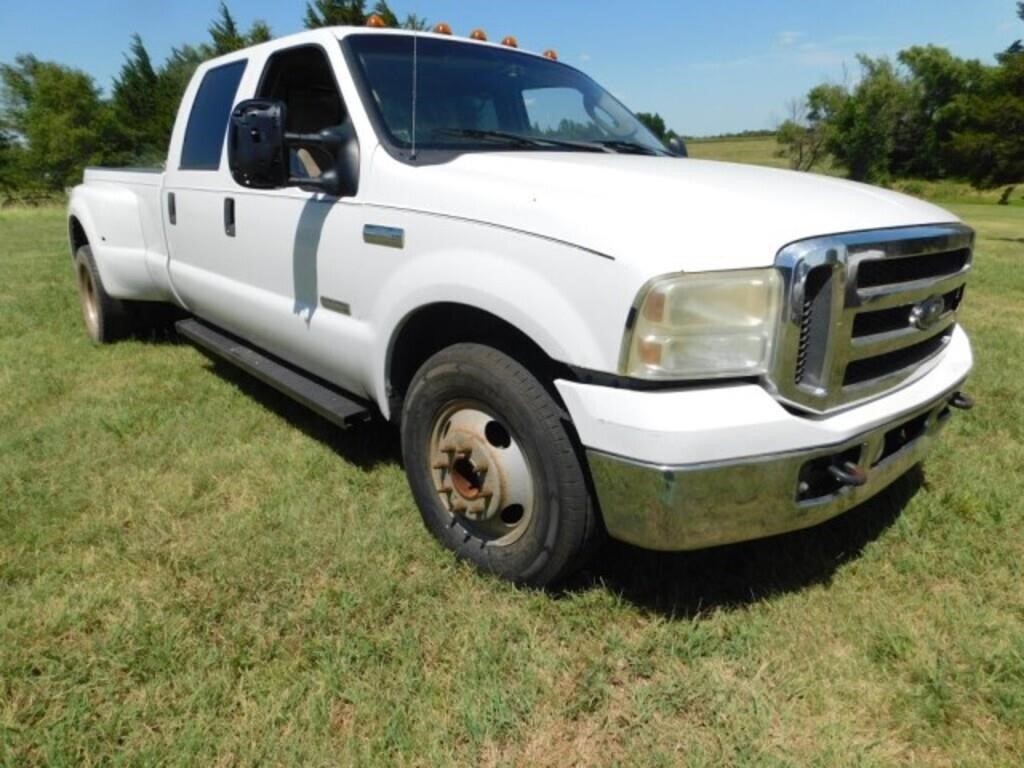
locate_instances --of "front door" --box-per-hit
[165,45,367,396]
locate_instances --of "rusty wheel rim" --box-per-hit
[77,263,99,340]
[429,401,535,546]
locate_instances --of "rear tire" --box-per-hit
[74,245,130,343]
[401,343,602,587]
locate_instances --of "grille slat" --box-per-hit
[844,327,954,387]
[772,224,973,413]
[851,288,962,338]
[848,316,956,361]
[854,269,970,312]
[855,248,970,288]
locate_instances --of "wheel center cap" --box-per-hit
[435,431,500,521]
[450,456,484,500]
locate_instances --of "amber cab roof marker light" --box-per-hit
[501,36,519,48]
[469,28,488,41]
[432,22,453,35]
[366,14,388,28]
[543,49,559,60]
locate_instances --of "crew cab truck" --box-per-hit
[68,23,975,586]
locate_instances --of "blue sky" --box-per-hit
[0,1,1019,135]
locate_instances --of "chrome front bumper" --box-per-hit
[587,387,966,551]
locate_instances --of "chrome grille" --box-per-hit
[770,224,973,413]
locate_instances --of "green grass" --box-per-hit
[1,203,1023,766]
[688,136,793,169]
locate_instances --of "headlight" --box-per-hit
[621,269,782,379]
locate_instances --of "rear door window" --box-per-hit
[180,60,247,171]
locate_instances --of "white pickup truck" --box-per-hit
[68,24,974,586]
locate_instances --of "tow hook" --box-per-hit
[828,461,869,488]
[950,391,975,411]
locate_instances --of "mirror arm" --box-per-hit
[286,175,336,193]
[284,131,343,151]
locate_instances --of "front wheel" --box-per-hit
[401,344,602,586]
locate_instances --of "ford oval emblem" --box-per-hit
[910,295,946,331]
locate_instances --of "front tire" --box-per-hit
[401,343,602,587]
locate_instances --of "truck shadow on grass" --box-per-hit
[204,358,403,470]
[188,348,923,613]
[570,467,924,618]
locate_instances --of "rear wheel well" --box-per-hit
[387,303,574,418]
[69,216,88,256]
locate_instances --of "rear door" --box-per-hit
[162,57,250,327]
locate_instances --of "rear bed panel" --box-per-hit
[69,169,176,303]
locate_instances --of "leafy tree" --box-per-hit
[889,46,987,178]
[841,56,913,182]
[304,0,367,28]
[0,127,24,198]
[371,1,399,27]
[110,34,163,163]
[951,52,1024,186]
[402,13,430,31]
[144,5,273,159]
[0,55,114,190]
[1007,2,1024,56]
[209,2,245,55]
[304,0,426,30]
[247,20,274,45]
[776,93,838,171]
[208,3,272,54]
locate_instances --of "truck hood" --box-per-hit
[374,152,960,274]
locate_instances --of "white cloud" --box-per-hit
[579,53,592,62]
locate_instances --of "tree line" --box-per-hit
[778,2,1024,191]
[0,1,423,198]
[2,2,1021,199]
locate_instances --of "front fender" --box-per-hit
[365,224,640,417]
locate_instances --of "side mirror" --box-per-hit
[228,99,289,189]
[667,137,688,158]
[228,98,361,198]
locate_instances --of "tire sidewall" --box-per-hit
[401,346,589,585]
[75,245,128,344]
[74,245,104,343]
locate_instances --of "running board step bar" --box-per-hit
[175,318,371,429]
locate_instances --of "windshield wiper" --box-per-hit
[592,139,666,156]
[432,129,611,153]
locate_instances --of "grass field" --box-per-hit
[1,194,1023,766]
[689,136,1024,208]
[688,136,793,169]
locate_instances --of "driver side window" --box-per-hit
[257,46,346,180]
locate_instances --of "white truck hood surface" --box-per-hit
[373,152,961,274]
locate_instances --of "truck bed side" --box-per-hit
[67,168,177,303]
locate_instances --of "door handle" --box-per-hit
[224,197,236,238]
[168,192,177,225]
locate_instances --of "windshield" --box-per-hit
[344,34,668,156]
